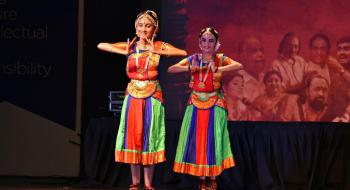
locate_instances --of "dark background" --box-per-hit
[81,1,350,189]
[1,0,349,189]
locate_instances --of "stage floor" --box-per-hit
[0,186,188,190]
[0,187,118,190]
[0,177,192,190]
[0,180,189,190]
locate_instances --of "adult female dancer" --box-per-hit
[97,10,187,190]
[168,27,242,190]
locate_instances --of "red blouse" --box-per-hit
[112,41,171,81]
[178,53,235,92]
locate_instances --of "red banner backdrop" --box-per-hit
[162,0,350,122]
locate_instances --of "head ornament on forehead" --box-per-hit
[135,10,159,37]
[199,27,218,39]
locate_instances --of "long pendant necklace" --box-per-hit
[198,54,212,88]
[136,43,152,79]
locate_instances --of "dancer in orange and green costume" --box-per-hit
[97,10,187,190]
[168,27,242,190]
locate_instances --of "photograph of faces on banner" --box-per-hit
[162,0,350,122]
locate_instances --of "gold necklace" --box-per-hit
[198,54,213,88]
[137,41,148,50]
[136,45,152,79]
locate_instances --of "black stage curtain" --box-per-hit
[82,117,350,190]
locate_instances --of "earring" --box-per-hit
[215,41,221,52]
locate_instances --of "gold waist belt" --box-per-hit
[127,79,158,98]
[191,91,218,109]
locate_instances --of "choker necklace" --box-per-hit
[136,44,152,79]
[137,41,148,50]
